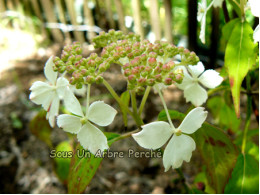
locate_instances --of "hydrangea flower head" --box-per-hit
[176,62,223,106]
[57,98,117,154]
[132,107,207,171]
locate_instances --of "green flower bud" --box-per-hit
[76,82,83,89]
[164,78,173,85]
[136,86,145,95]
[95,76,104,84]
[86,75,95,84]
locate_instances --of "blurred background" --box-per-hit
[0,0,258,193]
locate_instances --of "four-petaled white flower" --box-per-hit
[132,107,207,171]
[176,62,223,106]
[29,56,80,127]
[57,98,117,154]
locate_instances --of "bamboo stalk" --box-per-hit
[83,0,96,41]
[40,0,64,43]
[65,0,85,43]
[163,0,173,42]
[131,0,144,40]
[105,0,116,29]
[114,0,127,33]
[149,0,161,40]
[55,0,72,42]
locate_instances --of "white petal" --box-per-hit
[56,77,69,98]
[46,95,60,127]
[188,62,205,78]
[213,0,224,8]
[132,121,172,150]
[30,89,55,111]
[87,101,117,126]
[163,134,196,171]
[253,25,260,43]
[63,89,84,117]
[175,66,193,90]
[198,69,223,88]
[29,81,51,91]
[57,114,81,134]
[178,107,207,134]
[77,122,109,154]
[199,12,206,44]
[183,83,208,106]
[44,56,57,85]
[249,0,260,17]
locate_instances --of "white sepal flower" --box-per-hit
[29,56,79,127]
[57,99,117,154]
[197,0,207,44]
[253,25,260,43]
[248,0,260,43]
[176,62,223,106]
[132,107,207,171]
[213,0,224,8]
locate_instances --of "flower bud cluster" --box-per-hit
[53,42,108,89]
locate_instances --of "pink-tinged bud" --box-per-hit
[138,77,146,85]
[108,29,115,34]
[183,49,190,54]
[74,61,81,68]
[125,46,132,53]
[124,69,131,76]
[131,67,140,75]
[113,52,120,60]
[140,54,147,61]
[148,57,157,67]
[130,58,138,67]
[53,56,60,63]
[81,69,88,76]
[75,47,83,55]
[173,68,184,84]
[142,40,150,45]
[147,79,155,86]
[162,64,171,72]
[128,75,136,83]
[123,63,130,70]
[69,77,76,85]
[164,78,173,85]
[133,42,140,49]
[90,53,98,59]
[66,65,74,73]
[98,63,106,72]
[158,49,164,56]
[95,57,102,64]
[116,46,123,53]
[154,66,162,74]
[127,53,134,59]
[87,59,95,67]
[101,49,109,58]
[167,61,175,69]
[95,76,104,84]
[64,45,72,52]
[145,66,152,73]
[86,75,95,84]
[149,52,157,58]
[75,55,82,61]
[72,72,81,80]
[178,46,184,53]
[136,86,145,95]
[99,31,105,36]
[155,74,162,82]
[139,65,145,71]
[68,55,76,63]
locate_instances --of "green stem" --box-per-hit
[158,90,174,129]
[111,129,139,143]
[131,90,138,115]
[103,79,143,127]
[138,86,151,115]
[86,84,91,113]
[241,74,252,154]
[240,0,245,20]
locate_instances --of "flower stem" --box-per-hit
[131,90,138,115]
[158,90,174,129]
[86,84,91,113]
[111,129,139,142]
[241,74,252,154]
[103,79,143,127]
[138,86,151,115]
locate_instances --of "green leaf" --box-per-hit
[224,21,257,117]
[207,96,241,132]
[227,0,241,17]
[67,133,120,193]
[29,110,52,147]
[158,110,238,193]
[120,91,130,126]
[222,19,240,41]
[224,153,259,193]
[245,141,259,161]
[53,141,73,184]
